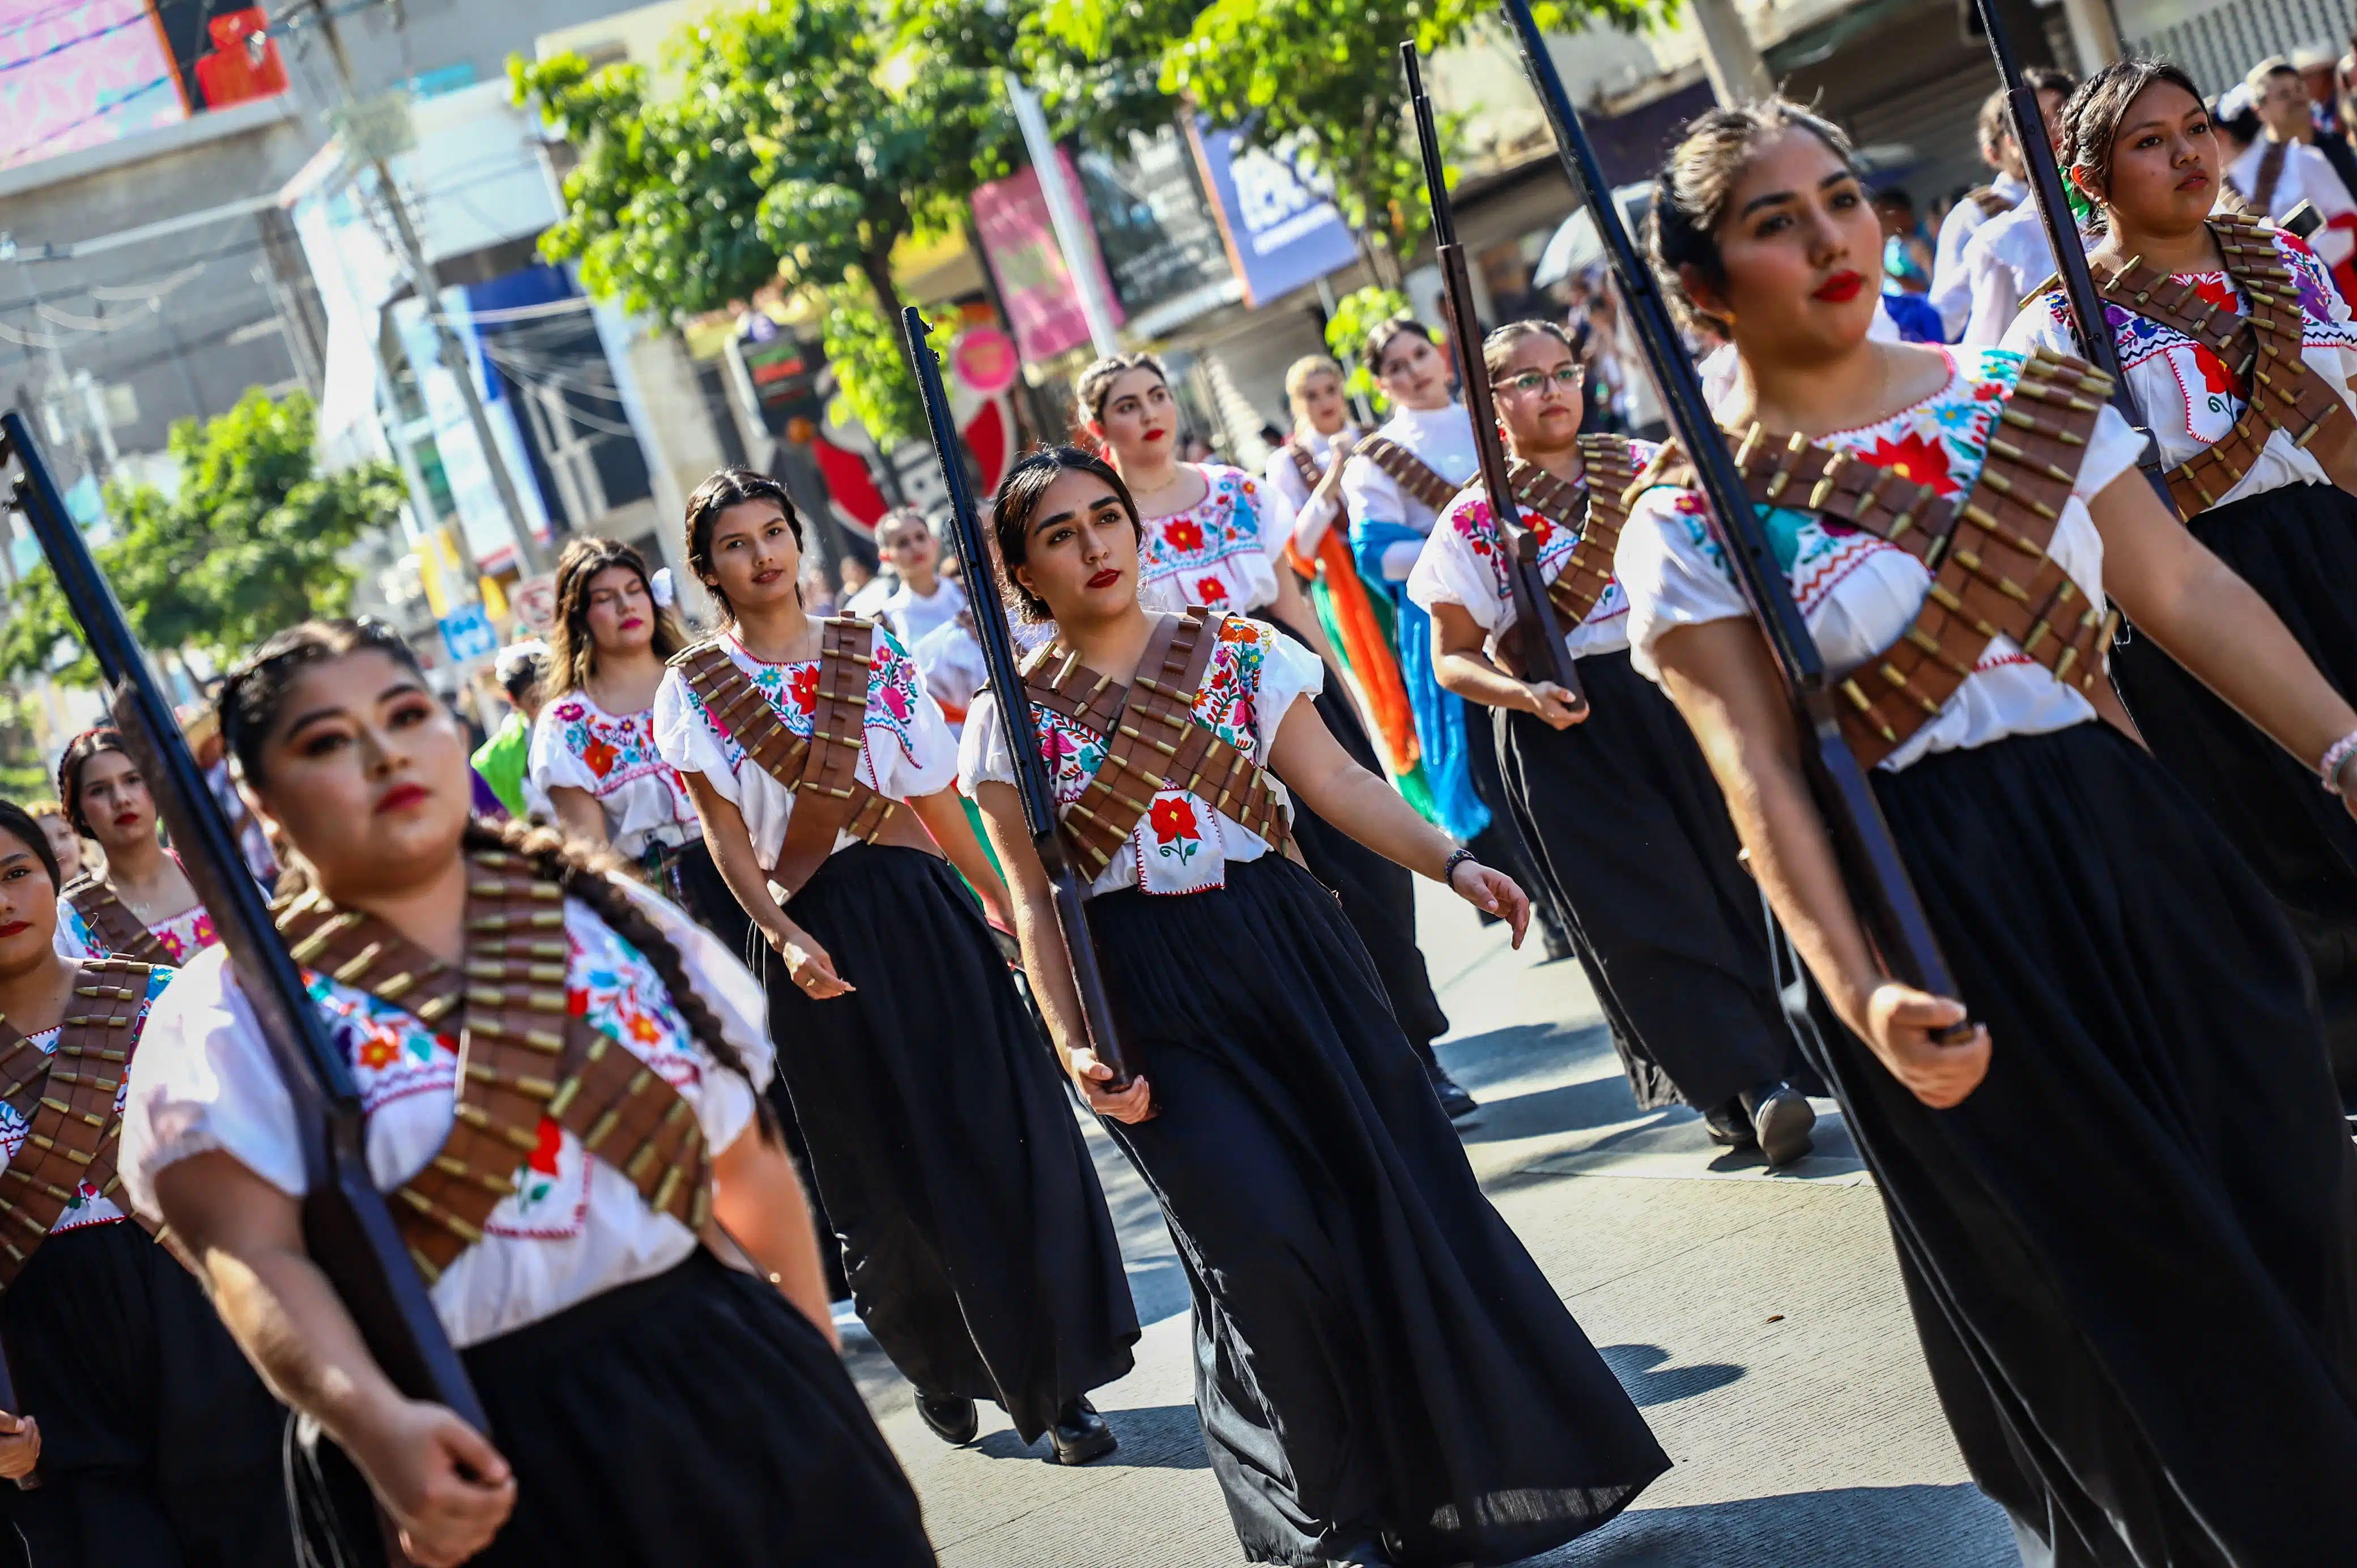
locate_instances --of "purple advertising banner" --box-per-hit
[1186,118,1362,308]
[970,147,1125,362]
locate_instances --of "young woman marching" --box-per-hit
[52,728,219,965]
[2002,60,2357,1103]
[1079,353,1467,1117]
[1621,99,2357,1560]
[1413,321,1818,1161]
[0,798,292,1567]
[964,446,1669,1567]
[118,619,933,1568]
[652,468,1136,1463]
[1339,324,1572,960]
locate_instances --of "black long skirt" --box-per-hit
[1835,722,2357,1564]
[1274,624,1449,1055]
[1493,650,1805,1110]
[771,843,1138,1439]
[300,1251,935,1566]
[0,1221,291,1567]
[2111,481,2357,1097]
[1090,855,1668,1566]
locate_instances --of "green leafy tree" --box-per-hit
[513,0,1022,448]
[1324,284,1411,411]
[0,390,403,684]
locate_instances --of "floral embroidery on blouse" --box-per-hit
[1440,440,1653,627]
[1027,617,1276,807]
[682,625,926,777]
[61,898,218,964]
[548,702,674,797]
[304,915,704,1240]
[2,965,174,1232]
[1137,469,1270,590]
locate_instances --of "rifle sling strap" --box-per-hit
[62,877,172,967]
[2085,212,2357,516]
[1020,609,1294,881]
[274,850,711,1285]
[1355,436,1461,512]
[0,958,164,1288]
[1641,346,2120,769]
[667,619,936,901]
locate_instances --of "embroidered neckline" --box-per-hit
[722,629,820,670]
[1817,346,1961,440]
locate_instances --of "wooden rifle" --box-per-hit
[899,310,1135,1087]
[0,412,488,1431]
[1498,0,1973,1032]
[1971,0,2173,505]
[1402,41,1585,710]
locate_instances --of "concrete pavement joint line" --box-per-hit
[1548,1183,1842,1301]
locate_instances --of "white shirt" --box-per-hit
[1262,426,1360,555]
[527,692,700,860]
[2229,139,2357,266]
[1406,437,1661,664]
[1930,171,2025,340]
[881,576,967,648]
[1616,346,2146,771]
[1959,201,2073,348]
[652,624,956,874]
[121,881,772,1348]
[958,616,1323,896]
[1136,463,1293,617]
[842,574,894,621]
[2002,227,2357,510]
[910,615,1054,735]
[1340,402,1481,579]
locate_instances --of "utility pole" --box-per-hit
[1687,0,1775,106]
[304,0,550,576]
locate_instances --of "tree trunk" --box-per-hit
[856,246,911,507]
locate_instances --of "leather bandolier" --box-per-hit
[60,875,172,966]
[1020,608,1294,881]
[0,959,165,1286]
[1636,346,2121,770]
[274,850,710,1284]
[1355,436,1461,512]
[1490,433,1642,631]
[1965,185,2013,219]
[667,617,939,900]
[1285,441,1324,494]
[2082,212,2357,517]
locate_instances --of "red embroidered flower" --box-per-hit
[1217,616,1256,643]
[527,1116,563,1176]
[1194,574,1229,605]
[356,1033,398,1071]
[1149,796,1198,845]
[2192,275,2239,314]
[582,737,619,777]
[1855,430,1955,494]
[789,664,820,713]
[1163,517,1205,553]
[2193,345,2241,398]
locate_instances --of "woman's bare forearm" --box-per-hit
[708,1128,836,1344]
[547,786,609,849]
[1271,701,1458,880]
[973,783,1087,1068]
[909,787,1011,922]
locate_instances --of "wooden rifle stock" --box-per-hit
[0,411,487,1432]
[899,310,1134,1086]
[1496,0,1973,1025]
[1402,42,1584,707]
[1971,0,2173,505]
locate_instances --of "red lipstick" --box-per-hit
[375,782,429,815]
[112,809,141,828]
[1087,568,1122,589]
[1813,270,1864,303]
[0,921,28,939]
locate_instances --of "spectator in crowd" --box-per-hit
[2235,57,2357,293]
[471,637,551,823]
[24,799,81,883]
[1874,188,1934,293]
[840,543,895,620]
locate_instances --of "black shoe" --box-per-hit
[1702,1098,1756,1147]
[1426,1062,1480,1122]
[1741,1081,1816,1168]
[1323,1541,1398,1566]
[1048,1397,1116,1465]
[915,1391,978,1446]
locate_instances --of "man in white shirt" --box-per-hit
[1954,70,2079,348]
[1931,72,2073,340]
[2233,57,2357,272]
[876,508,966,645]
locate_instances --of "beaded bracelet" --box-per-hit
[2321,729,2357,795]
[1440,846,1479,885]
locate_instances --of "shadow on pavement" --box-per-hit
[1544,1482,2015,1566]
[974,1403,1211,1471]
[1597,1343,1745,1407]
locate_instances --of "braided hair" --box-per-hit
[56,727,131,840]
[221,619,777,1141]
[2054,59,2205,234]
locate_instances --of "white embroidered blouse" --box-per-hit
[10,964,174,1236]
[958,616,1324,896]
[1616,346,2146,771]
[54,894,217,965]
[1340,403,1481,580]
[528,692,700,860]
[2002,228,2357,510]
[1407,437,1661,664]
[120,880,772,1348]
[652,623,956,875]
[1134,463,1293,618]
[1261,427,1359,555]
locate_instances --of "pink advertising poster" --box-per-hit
[970,146,1124,363]
[0,2,189,171]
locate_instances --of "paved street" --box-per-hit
[841,882,2020,1567]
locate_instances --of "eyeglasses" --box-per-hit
[1491,367,1582,395]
